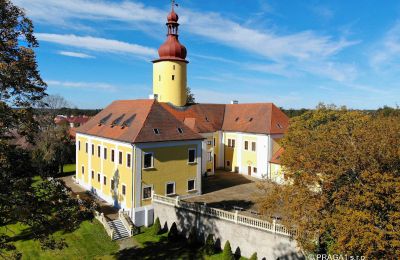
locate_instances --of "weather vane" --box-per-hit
[171,0,178,10]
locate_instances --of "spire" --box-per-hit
[154,1,188,63]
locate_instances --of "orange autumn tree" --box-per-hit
[258,105,400,258]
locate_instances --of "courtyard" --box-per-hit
[185,170,265,216]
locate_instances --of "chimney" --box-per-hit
[231,100,239,104]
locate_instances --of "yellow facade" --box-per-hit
[153,60,187,106]
[224,133,238,171]
[76,136,134,210]
[242,135,257,175]
[141,144,198,206]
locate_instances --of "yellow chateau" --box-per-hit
[75,6,289,225]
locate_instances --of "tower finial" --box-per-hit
[171,0,178,11]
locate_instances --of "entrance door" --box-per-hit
[248,166,251,176]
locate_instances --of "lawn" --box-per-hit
[116,226,248,260]
[62,163,76,174]
[2,220,119,260]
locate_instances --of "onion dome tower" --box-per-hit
[152,1,188,107]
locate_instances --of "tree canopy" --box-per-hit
[1,1,93,258]
[258,105,400,258]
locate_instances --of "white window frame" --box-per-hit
[118,151,123,165]
[207,152,212,162]
[244,141,249,150]
[142,185,152,200]
[165,182,176,196]
[188,148,197,164]
[143,152,154,169]
[121,184,126,196]
[207,140,212,145]
[111,149,115,162]
[251,142,256,152]
[97,173,101,182]
[126,153,132,168]
[97,145,101,157]
[81,165,85,175]
[187,179,196,192]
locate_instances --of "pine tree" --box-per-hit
[151,217,161,235]
[168,222,179,242]
[204,234,216,256]
[222,240,234,260]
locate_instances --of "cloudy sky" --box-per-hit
[15,0,400,109]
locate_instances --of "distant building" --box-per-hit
[55,115,90,128]
[75,6,288,224]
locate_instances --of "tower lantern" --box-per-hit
[152,1,188,107]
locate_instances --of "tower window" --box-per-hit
[159,75,161,81]
[172,75,175,80]
[173,65,175,70]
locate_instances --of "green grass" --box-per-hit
[63,164,76,174]
[2,220,119,260]
[116,226,247,260]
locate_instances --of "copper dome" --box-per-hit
[153,6,188,63]
[158,35,187,60]
[167,10,178,22]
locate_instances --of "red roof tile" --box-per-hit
[76,100,203,143]
[270,147,284,164]
[222,103,289,134]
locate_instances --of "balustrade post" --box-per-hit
[234,210,238,224]
[273,219,276,234]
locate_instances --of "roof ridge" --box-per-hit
[131,99,156,142]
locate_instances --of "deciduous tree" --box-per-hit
[258,105,400,258]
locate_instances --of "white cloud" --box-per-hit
[37,33,157,58]
[370,22,400,70]
[47,80,118,91]
[58,51,95,59]
[311,5,334,20]
[20,0,359,82]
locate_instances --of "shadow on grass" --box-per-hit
[114,236,204,260]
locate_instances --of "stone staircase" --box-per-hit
[108,219,130,240]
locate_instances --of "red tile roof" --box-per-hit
[270,147,284,164]
[76,100,289,143]
[76,99,204,143]
[160,103,225,133]
[222,103,289,134]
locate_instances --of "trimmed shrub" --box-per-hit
[249,252,258,260]
[222,240,234,260]
[187,226,197,247]
[204,234,216,256]
[168,222,179,242]
[151,217,161,235]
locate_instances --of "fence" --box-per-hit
[152,194,296,237]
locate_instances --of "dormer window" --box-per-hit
[277,123,283,129]
[153,128,160,135]
[172,75,175,80]
[205,117,209,122]
[235,117,239,122]
[249,118,253,122]
[177,128,183,134]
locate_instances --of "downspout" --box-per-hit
[131,144,135,219]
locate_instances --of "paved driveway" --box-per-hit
[185,170,264,215]
[60,175,119,220]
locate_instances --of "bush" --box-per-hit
[249,252,258,260]
[222,240,234,260]
[187,226,197,247]
[204,234,216,255]
[151,217,161,235]
[168,222,179,242]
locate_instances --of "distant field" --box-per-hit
[3,220,119,260]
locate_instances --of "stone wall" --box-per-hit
[153,200,303,259]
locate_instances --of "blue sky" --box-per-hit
[15,0,400,109]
